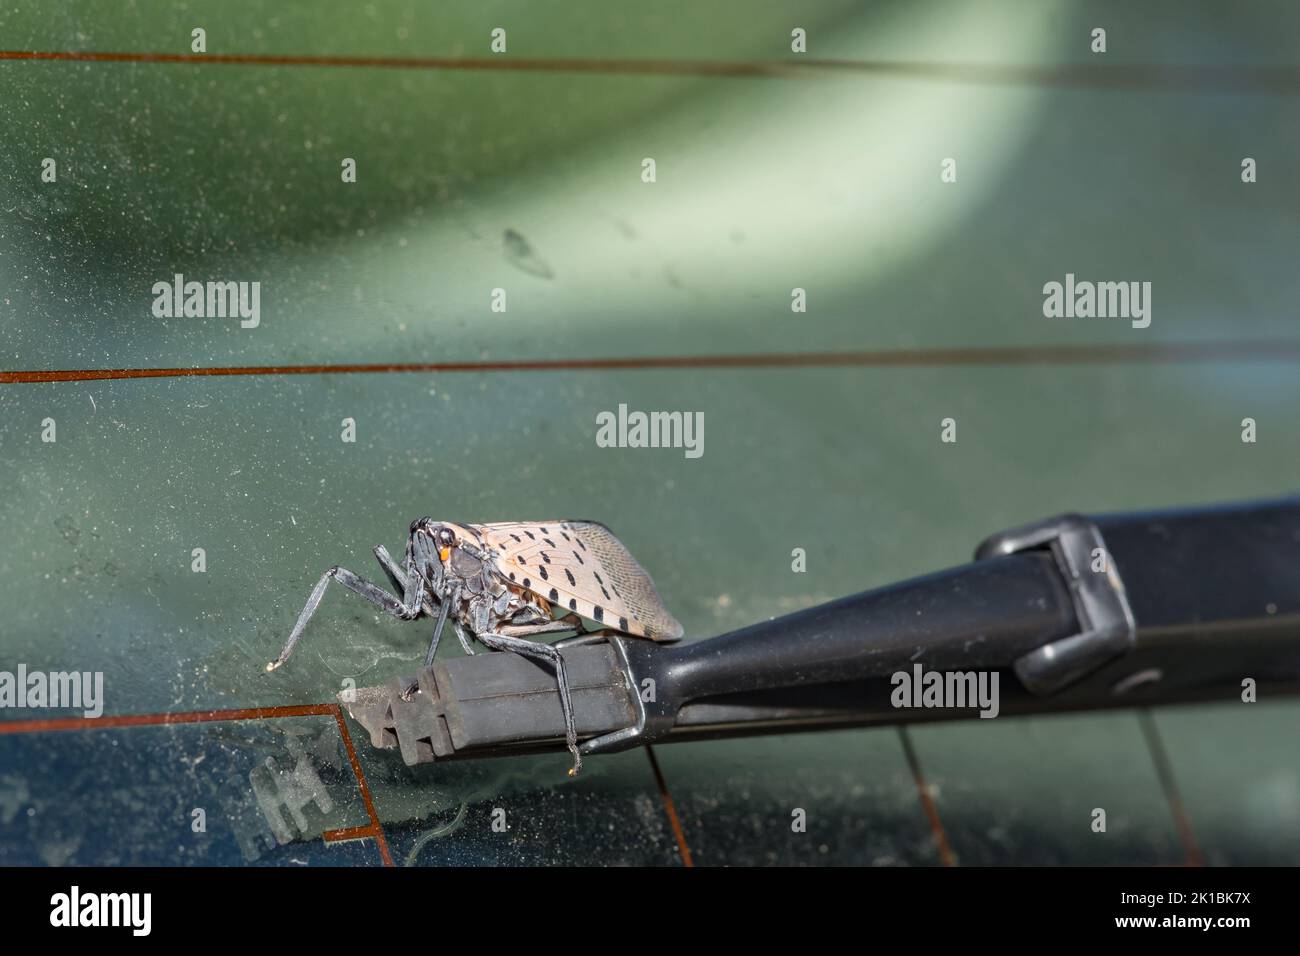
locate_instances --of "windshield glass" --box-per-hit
[1,0,1297,867]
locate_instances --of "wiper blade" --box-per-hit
[341,496,1300,765]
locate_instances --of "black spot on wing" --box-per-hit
[569,599,577,611]
[593,606,604,622]
[565,569,576,586]
[549,588,559,601]
[538,565,549,581]
[619,616,629,631]
[572,550,584,565]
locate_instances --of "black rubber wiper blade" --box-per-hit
[341,496,1300,766]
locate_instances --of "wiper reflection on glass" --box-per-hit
[341,496,1300,769]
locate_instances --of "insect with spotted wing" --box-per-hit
[267,519,683,774]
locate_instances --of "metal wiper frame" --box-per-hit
[341,496,1300,766]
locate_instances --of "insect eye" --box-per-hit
[436,529,456,548]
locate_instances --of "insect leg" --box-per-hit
[398,581,474,699]
[425,598,453,667]
[502,613,595,647]
[374,544,439,615]
[266,565,423,672]
[552,630,619,649]
[398,596,457,702]
[453,620,476,656]
[496,619,577,637]
[476,631,582,776]
[373,543,406,591]
[553,612,590,633]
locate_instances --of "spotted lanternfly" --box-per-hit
[267,519,683,775]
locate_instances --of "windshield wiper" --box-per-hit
[340,496,1300,766]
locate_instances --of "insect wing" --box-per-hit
[475,521,683,641]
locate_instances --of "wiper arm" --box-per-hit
[340,496,1300,766]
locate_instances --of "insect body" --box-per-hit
[267,519,683,775]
